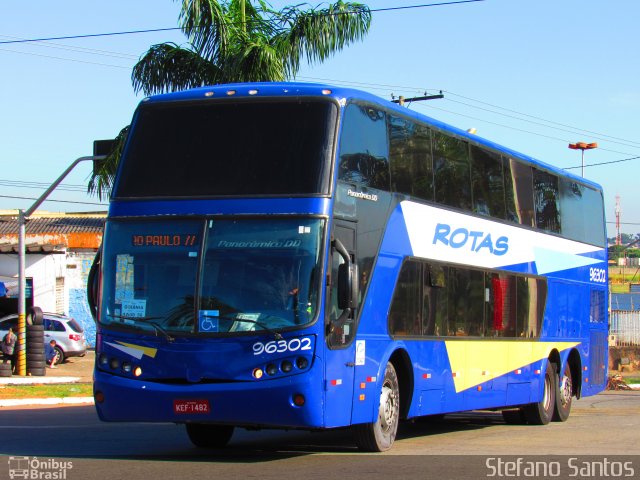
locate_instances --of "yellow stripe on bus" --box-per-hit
[444,340,579,393]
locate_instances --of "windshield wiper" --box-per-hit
[200,314,283,340]
[107,314,175,342]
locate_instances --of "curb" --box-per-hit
[0,376,82,385]
[0,396,94,407]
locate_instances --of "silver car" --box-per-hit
[0,312,87,365]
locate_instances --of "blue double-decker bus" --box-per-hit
[91,82,608,451]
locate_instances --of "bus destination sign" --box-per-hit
[132,234,198,247]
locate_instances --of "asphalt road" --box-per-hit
[0,391,638,479]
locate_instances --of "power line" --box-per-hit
[298,75,640,151]
[563,156,640,170]
[443,90,640,148]
[0,35,138,60]
[0,179,88,192]
[0,27,180,46]
[443,96,640,152]
[0,195,106,206]
[0,47,130,69]
[0,1,485,46]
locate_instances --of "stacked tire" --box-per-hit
[26,307,46,377]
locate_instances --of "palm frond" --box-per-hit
[132,43,223,95]
[228,40,287,82]
[178,0,229,62]
[87,126,129,201]
[280,1,371,68]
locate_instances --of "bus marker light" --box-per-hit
[248,89,259,95]
[122,362,132,373]
[266,364,278,376]
[293,394,305,407]
[252,368,264,379]
[585,378,589,383]
[452,372,459,378]
[515,369,522,374]
[109,358,120,370]
[330,379,342,386]
[99,354,108,367]
[94,391,105,404]
[477,386,482,392]
[482,370,490,376]
[281,360,293,373]
[133,367,142,377]
[204,91,214,97]
[535,369,541,375]
[422,373,431,379]
[295,357,309,369]
[360,382,366,389]
[321,89,332,95]
[359,394,365,401]
[226,90,236,96]
[366,376,377,382]
[584,366,588,371]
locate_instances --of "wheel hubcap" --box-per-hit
[560,375,572,407]
[379,384,397,432]
[542,375,552,410]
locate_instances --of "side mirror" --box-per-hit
[87,247,102,322]
[338,262,358,310]
[333,238,358,311]
[92,139,117,173]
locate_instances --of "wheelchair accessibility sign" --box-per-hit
[199,310,220,332]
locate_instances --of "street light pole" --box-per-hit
[568,142,598,177]
[15,155,105,375]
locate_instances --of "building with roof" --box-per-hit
[0,211,105,346]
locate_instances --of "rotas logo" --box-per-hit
[432,223,509,256]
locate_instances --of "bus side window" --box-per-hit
[339,103,390,190]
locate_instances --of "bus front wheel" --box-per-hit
[186,423,234,448]
[523,361,556,425]
[353,362,400,452]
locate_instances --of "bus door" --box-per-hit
[586,288,608,394]
[324,223,359,427]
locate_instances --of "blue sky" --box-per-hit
[1,0,639,236]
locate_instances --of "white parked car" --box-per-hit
[0,312,87,365]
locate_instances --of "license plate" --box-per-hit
[173,399,210,414]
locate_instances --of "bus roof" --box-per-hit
[140,82,603,191]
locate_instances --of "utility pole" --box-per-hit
[391,91,444,106]
[15,145,111,375]
[615,195,622,246]
[568,142,598,177]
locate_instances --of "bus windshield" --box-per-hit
[99,218,325,336]
[113,99,338,198]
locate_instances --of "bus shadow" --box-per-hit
[0,407,506,463]
[398,410,505,441]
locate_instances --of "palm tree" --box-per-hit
[88,0,371,199]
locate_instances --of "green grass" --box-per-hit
[625,377,640,385]
[0,383,93,399]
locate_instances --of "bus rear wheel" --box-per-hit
[523,361,556,425]
[353,362,400,452]
[185,423,234,448]
[553,362,573,422]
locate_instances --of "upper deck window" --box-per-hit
[114,99,338,198]
[338,103,390,190]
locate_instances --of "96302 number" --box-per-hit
[253,337,312,356]
[589,267,606,283]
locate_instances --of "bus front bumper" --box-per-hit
[93,368,325,429]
